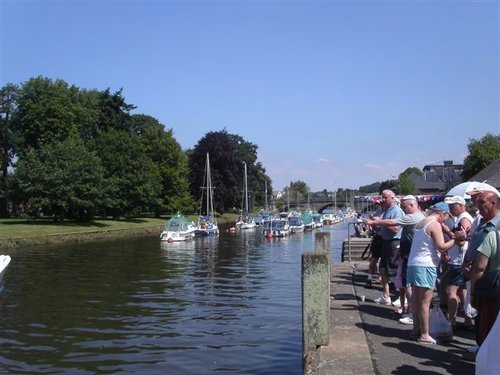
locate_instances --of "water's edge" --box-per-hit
[0,226,162,250]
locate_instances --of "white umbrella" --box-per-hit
[446,181,500,198]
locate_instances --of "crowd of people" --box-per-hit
[362,185,499,369]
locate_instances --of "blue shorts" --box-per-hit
[447,264,466,286]
[407,266,437,289]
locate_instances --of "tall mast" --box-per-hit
[264,180,268,211]
[243,161,249,213]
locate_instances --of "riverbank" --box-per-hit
[0,214,239,249]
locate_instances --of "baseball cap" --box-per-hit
[465,182,500,197]
[401,195,416,201]
[431,202,450,214]
[444,195,466,205]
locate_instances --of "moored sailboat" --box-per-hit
[195,153,219,237]
[236,161,256,230]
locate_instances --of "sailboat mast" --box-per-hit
[205,153,209,216]
[244,161,249,213]
[265,180,268,211]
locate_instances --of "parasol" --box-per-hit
[446,181,500,199]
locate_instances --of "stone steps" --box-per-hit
[341,237,372,262]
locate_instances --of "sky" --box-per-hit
[1,0,499,192]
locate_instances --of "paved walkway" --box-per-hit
[314,262,476,375]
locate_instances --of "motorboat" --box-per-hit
[263,217,290,238]
[288,213,305,234]
[0,255,11,283]
[160,213,197,242]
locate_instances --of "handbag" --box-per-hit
[474,231,500,301]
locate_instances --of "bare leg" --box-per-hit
[446,284,459,325]
[411,288,420,335]
[405,286,412,314]
[380,266,390,299]
[419,288,435,341]
[458,286,473,326]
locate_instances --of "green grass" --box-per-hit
[0,214,240,240]
[0,217,166,239]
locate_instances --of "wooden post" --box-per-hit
[302,251,330,358]
[315,232,331,253]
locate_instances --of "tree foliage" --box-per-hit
[189,130,240,214]
[12,77,85,154]
[92,129,161,218]
[285,180,309,204]
[462,133,500,181]
[2,77,273,219]
[130,114,195,215]
[9,137,105,220]
[379,179,398,195]
[0,83,19,217]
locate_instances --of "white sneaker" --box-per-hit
[399,314,413,325]
[392,298,408,308]
[374,295,392,305]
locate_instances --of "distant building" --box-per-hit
[469,158,500,191]
[410,160,464,194]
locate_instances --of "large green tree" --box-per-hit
[229,133,271,211]
[189,130,240,213]
[129,114,195,215]
[9,137,105,220]
[12,77,88,154]
[396,167,421,195]
[0,83,19,217]
[92,129,161,218]
[462,133,500,180]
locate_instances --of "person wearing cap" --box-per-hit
[442,195,474,331]
[407,202,458,344]
[365,195,425,324]
[462,189,500,355]
[373,189,404,305]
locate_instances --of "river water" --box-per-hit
[0,221,349,375]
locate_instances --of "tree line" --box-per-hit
[1,77,499,220]
[0,77,272,220]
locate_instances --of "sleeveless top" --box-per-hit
[408,221,440,268]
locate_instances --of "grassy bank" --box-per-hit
[0,214,239,249]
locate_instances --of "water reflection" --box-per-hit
[0,223,347,374]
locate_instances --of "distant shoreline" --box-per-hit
[0,214,239,250]
[0,225,163,250]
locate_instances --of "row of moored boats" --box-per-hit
[160,210,346,242]
[159,152,349,243]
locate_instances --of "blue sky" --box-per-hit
[2,0,499,192]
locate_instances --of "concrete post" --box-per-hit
[302,251,330,357]
[314,232,330,253]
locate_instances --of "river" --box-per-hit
[0,221,349,375]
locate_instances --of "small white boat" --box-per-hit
[0,255,12,283]
[236,215,256,230]
[312,213,323,228]
[288,213,305,234]
[263,218,290,238]
[160,213,197,242]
